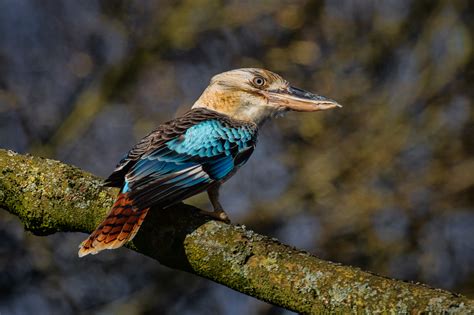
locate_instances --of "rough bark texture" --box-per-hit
[1,148,473,314]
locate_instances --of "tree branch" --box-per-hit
[0,149,472,314]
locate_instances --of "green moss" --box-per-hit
[1,148,474,314]
[182,219,474,314]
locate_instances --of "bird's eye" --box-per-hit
[252,76,266,87]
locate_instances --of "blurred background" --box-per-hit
[1,0,473,314]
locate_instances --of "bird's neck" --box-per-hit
[192,86,238,114]
[192,86,272,126]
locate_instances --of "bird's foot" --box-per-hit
[199,209,231,223]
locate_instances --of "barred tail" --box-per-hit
[78,193,149,257]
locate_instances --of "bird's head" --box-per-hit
[192,68,341,125]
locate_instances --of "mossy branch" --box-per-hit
[0,149,472,314]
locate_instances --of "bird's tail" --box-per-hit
[78,192,149,257]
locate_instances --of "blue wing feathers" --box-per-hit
[111,113,257,209]
[122,181,130,193]
[209,158,235,179]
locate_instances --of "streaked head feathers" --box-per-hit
[193,68,341,125]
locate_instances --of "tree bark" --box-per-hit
[0,148,473,314]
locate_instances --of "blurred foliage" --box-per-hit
[0,0,473,314]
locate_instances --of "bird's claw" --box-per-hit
[199,209,231,223]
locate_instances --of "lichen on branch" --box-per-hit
[0,149,473,314]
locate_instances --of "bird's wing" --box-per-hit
[104,108,257,209]
[103,109,214,188]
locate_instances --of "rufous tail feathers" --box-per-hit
[78,193,149,257]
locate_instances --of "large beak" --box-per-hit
[267,86,342,112]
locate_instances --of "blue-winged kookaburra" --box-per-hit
[78,68,341,257]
